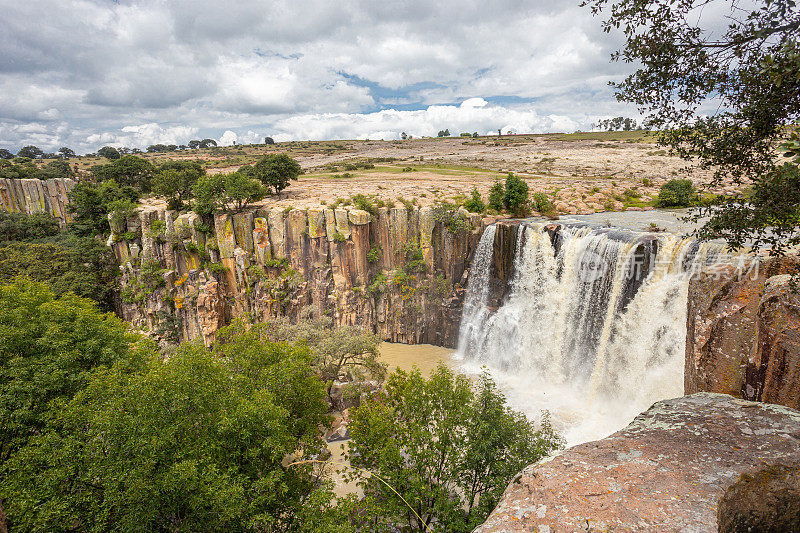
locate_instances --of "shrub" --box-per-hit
[433,201,470,234]
[503,173,530,216]
[463,187,486,213]
[366,244,382,264]
[348,365,563,532]
[531,192,554,214]
[655,179,698,207]
[488,182,505,211]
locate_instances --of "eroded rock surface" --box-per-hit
[475,393,800,532]
[686,256,800,409]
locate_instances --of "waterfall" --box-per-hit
[456,223,729,446]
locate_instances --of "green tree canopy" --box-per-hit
[1,317,333,532]
[97,146,121,160]
[152,161,206,210]
[194,170,267,215]
[250,153,302,196]
[17,146,43,159]
[57,147,75,159]
[0,279,134,464]
[585,0,800,253]
[91,155,156,193]
[0,149,13,160]
[503,173,530,216]
[67,179,139,237]
[656,179,699,208]
[0,211,60,242]
[348,365,563,532]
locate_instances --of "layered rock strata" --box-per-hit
[111,205,491,346]
[686,256,800,409]
[0,177,75,225]
[476,393,800,532]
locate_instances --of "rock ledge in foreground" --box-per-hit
[475,393,800,532]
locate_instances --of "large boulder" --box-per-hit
[717,464,800,533]
[475,393,800,532]
[686,256,800,409]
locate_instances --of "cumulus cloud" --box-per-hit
[269,99,586,141]
[85,123,199,149]
[0,0,639,153]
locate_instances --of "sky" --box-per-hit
[0,0,643,154]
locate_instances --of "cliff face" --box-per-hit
[686,256,800,410]
[111,204,492,347]
[0,177,74,224]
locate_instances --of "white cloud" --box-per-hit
[85,123,199,149]
[0,0,644,152]
[218,130,238,146]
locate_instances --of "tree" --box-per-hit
[655,179,699,208]
[264,136,275,144]
[97,146,120,160]
[0,279,133,465]
[0,149,12,160]
[250,153,302,196]
[194,171,266,214]
[17,146,43,159]
[348,365,563,532]
[199,138,217,148]
[585,0,800,254]
[401,132,407,140]
[39,159,73,180]
[91,155,156,192]
[0,211,60,242]
[472,132,479,138]
[222,169,268,211]
[248,317,386,405]
[463,187,486,213]
[187,139,201,149]
[488,181,504,211]
[437,129,451,137]
[503,173,530,216]
[152,161,205,210]
[1,332,334,531]
[67,179,139,236]
[0,234,120,311]
[57,147,75,159]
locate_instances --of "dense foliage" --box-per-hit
[194,170,267,215]
[249,317,386,404]
[0,286,336,532]
[91,155,156,193]
[68,179,139,237]
[585,0,800,253]
[152,160,206,210]
[348,365,563,532]
[655,179,699,208]
[0,211,119,310]
[0,280,133,464]
[0,159,74,180]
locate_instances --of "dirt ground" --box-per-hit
[139,132,740,215]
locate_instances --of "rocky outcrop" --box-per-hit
[476,393,800,532]
[686,256,800,409]
[717,464,800,533]
[113,205,492,346]
[0,177,75,225]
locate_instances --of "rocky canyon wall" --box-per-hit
[110,204,492,347]
[686,256,800,410]
[0,177,75,224]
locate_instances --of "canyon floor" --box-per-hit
[124,131,741,215]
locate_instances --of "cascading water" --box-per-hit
[456,222,730,446]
